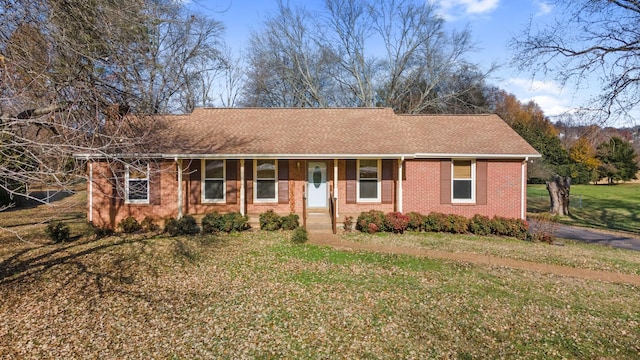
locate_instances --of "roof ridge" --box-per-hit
[193,107,393,111]
[397,113,495,117]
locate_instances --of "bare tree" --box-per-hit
[0,0,224,215]
[111,1,225,113]
[218,48,246,108]
[243,1,333,107]
[323,0,377,107]
[242,0,490,113]
[510,0,640,120]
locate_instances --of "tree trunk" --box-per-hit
[546,175,571,216]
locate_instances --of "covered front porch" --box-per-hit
[175,158,405,234]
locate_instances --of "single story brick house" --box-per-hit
[77,108,540,229]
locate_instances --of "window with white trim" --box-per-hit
[452,160,475,203]
[202,159,225,202]
[255,159,277,202]
[125,162,149,204]
[357,159,380,202]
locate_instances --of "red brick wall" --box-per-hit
[335,159,395,215]
[89,159,309,229]
[89,158,526,229]
[402,159,524,219]
[89,160,179,229]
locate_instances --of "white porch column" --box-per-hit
[240,159,246,216]
[88,162,93,223]
[334,159,339,217]
[177,159,183,219]
[397,157,404,213]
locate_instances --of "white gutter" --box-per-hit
[159,153,417,160]
[521,157,528,220]
[88,162,93,223]
[415,153,541,159]
[74,153,165,159]
[75,152,541,161]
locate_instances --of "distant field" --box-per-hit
[528,183,640,234]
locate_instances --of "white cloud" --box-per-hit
[534,1,553,16]
[527,95,572,116]
[502,78,572,116]
[430,0,499,20]
[507,78,563,95]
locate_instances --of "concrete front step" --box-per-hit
[246,213,334,232]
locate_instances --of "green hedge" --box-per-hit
[355,210,528,239]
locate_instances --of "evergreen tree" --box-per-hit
[596,137,639,184]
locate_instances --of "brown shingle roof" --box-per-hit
[156,108,539,158]
[399,114,540,156]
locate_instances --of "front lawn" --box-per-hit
[1,231,639,359]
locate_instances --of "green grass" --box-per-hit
[528,183,640,233]
[1,232,638,359]
[2,190,640,358]
[345,231,640,276]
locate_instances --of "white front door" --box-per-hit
[307,161,327,208]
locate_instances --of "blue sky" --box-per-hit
[194,0,582,119]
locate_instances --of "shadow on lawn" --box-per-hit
[0,236,158,298]
[568,197,640,233]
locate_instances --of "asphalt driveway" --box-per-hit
[555,225,640,251]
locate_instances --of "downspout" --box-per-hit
[334,159,338,218]
[521,157,528,220]
[240,159,246,216]
[397,157,404,213]
[88,162,93,223]
[176,158,183,219]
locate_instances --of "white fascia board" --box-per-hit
[75,152,542,160]
[414,153,542,159]
[162,153,416,160]
[73,153,165,160]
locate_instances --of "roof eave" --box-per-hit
[414,153,542,159]
[75,152,542,160]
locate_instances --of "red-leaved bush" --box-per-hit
[384,212,410,233]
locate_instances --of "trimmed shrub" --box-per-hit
[118,216,142,234]
[45,221,70,243]
[356,210,386,233]
[164,218,180,236]
[141,216,160,232]
[469,214,492,236]
[447,214,469,234]
[222,212,250,232]
[423,212,449,232]
[406,212,424,232]
[91,224,114,238]
[423,212,467,233]
[279,213,300,230]
[291,226,308,244]
[490,216,510,236]
[165,215,200,236]
[259,210,281,231]
[384,212,410,234]
[177,215,200,235]
[201,212,225,234]
[490,216,528,240]
[507,218,529,240]
[343,216,354,232]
